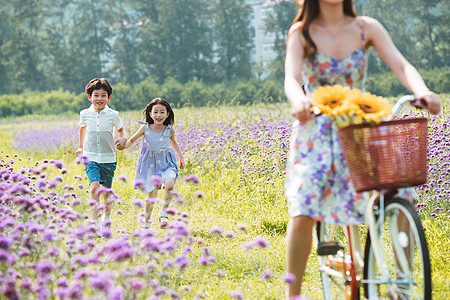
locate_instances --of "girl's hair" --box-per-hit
[85,78,113,96]
[292,0,357,57]
[143,98,174,125]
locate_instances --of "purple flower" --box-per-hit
[225,231,236,239]
[88,199,98,206]
[129,279,146,291]
[89,271,114,291]
[134,179,145,190]
[237,223,248,232]
[132,199,143,208]
[0,235,12,250]
[244,236,269,250]
[108,286,124,300]
[56,277,68,287]
[35,260,53,274]
[182,285,191,292]
[176,255,190,270]
[75,155,91,165]
[46,247,60,256]
[20,277,34,291]
[0,249,16,264]
[195,191,205,198]
[261,269,273,280]
[52,160,64,169]
[198,256,209,265]
[230,290,243,299]
[184,174,200,183]
[209,226,223,234]
[151,175,163,188]
[117,174,128,182]
[292,296,308,300]
[283,273,296,283]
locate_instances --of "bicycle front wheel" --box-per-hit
[363,197,431,299]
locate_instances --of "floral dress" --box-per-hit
[285,19,414,225]
[134,123,179,193]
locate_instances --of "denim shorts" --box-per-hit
[85,161,117,188]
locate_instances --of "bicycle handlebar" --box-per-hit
[385,95,427,121]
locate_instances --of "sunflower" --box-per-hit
[346,90,392,123]
[311,85,356,116]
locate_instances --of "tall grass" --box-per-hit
[0,100,449,299]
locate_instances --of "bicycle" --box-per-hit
[314,95,432,300]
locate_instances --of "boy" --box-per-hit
[76,78,127,237]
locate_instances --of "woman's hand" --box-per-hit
[292,99,313,124]
[417,91,441,115]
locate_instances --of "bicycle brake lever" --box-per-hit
[411,98,427,109]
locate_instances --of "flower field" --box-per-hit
[0,100,449,299]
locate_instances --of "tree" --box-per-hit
[162,0,214,83]
[135,0,213,84]
[212,0,253,81]
[108,0,143,86]
[262,0,298,80]
[65,0,114,93]
[3,0,46,93]
[41,0,74,91]
[359,0,449,72]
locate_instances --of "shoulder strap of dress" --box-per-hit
[138,121,147,125]
[357,17,365,47]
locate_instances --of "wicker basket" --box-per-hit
[337,118,428,192]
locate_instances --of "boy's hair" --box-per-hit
[85,78,113,97]
[143,98,175,125]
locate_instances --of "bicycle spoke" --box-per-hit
[363,198,431,299]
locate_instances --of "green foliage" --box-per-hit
[182,78,211,107]
[110,83,136,112]
[2,68,449,118]
[358,0,449,72]
[161,77,185,108]
[366,67,450,97]
[213,0,253,81]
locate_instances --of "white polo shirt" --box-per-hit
[78,105,124,163]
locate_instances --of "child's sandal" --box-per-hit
[158,210,169,229]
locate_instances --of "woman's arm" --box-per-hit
[284,24,313,123]
[364,16,441,114]
[170,127,185,169]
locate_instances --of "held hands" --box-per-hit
[179,158,186,169]
[115,138,127,151]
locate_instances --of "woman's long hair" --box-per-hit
[143,98,174,125]
[292,0,356,57]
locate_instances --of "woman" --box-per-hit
[284,0,441,298]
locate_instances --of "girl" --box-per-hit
[284,0,441,298]
[120,98,185,228]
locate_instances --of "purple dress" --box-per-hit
[134,123,178,193]
[285,18,414,225]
